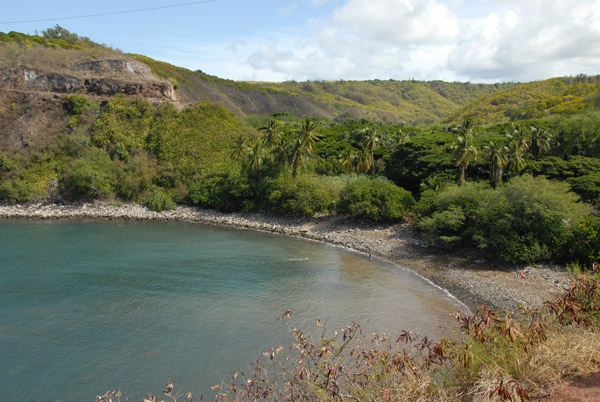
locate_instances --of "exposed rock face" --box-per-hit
[74,60,152,76]
[0,64,178,101]
[0,67,82,92]
[82,78,177,100]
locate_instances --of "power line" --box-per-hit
[0,0,219,24]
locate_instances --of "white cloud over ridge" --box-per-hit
[175,0,600,83]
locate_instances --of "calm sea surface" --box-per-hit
[0,220,464,401]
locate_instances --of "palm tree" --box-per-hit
[296,117,321,177]
[450,123,478,186]
[529,126,552,159]
[507,124,531,152]
[505,139,527,176]
[355,146,372,174]
[484,140,508,187]
[361,127,379,175]
[230,135,248,162]
[395,129,411,145]
[248,142,265,184]
[339,148,357,183]
[420,175,447,192]
[258,118,282,162]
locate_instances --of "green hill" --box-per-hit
[449,75,600,125]
[3,29,599,126]
[131,53,514,123]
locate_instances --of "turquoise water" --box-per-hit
[0,221,463,401]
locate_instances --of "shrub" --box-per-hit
[416,175,589,263]
[337,177,415,221]
[569,173,600,206]
[59,152,115,200]
[566,215,600,266]
[65,94,99,115]
[144,190,175,212]
[188,174,254,212]
[266,176,334,216]
[416,182,498,247]
[0,155,15,172]
[492,175,587,263]
[0,178,47,204]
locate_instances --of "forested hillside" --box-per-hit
[449,75,600,124]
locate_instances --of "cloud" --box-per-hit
[279,3,298,17]
[448,0,600,81]
[167,0,600,83]
[246,0,461,81]
[331,0,461,44]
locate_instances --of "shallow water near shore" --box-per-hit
[1,220,464,401]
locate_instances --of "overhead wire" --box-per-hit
[0,0,219,24]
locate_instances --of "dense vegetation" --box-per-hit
[1,28,599,268]
[450,75,600,124]
[1,90,599,266]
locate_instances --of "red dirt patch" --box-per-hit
[542,372,600,401]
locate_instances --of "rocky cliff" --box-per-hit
[0,59,178,101]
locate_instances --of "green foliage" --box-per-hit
[188,174,254,212]
[569,173,600,206]
[112,154,156,202]
[565,216,600,267]
[59,150,115,200]
[0,155,15,172]
[0,30,82,50]
[385,129,456,192]
[0,178,48,204]
[91,95,153,161]
[417,182,493,246]
[41,25,106,48]
[549,112,600,158]
[265,176,334,216]
[146,102,255,177]
[417,175,588,263]
[65,94,99,116]
[338,177,415,221]
[450,76,600,125]
[144,190,176,212]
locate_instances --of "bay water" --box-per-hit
[0,220,464,401]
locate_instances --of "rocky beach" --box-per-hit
[0,201,571,315]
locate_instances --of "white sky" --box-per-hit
[1,0,599,83]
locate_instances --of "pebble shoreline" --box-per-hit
[0,201,571,315]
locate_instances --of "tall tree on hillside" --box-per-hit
[230,135,248,163]
[507,124,531,152]
[356,146,372,174]
[339,148,357,183]
[296,118,321,178]
[529,126,552,159]
[484,140,508,187]
[248,143,265,184]
[505,139,527,176]
[395,128,411,145]
[259,118,282,162]
[361,127,380,175]
[450,120,478,186]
